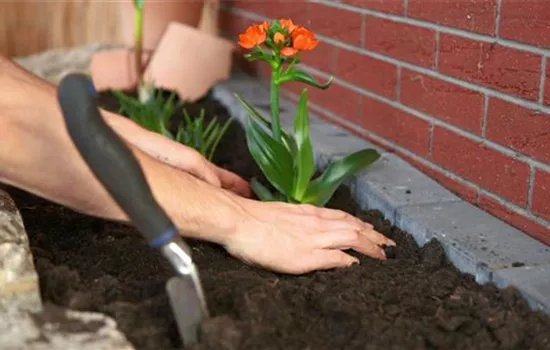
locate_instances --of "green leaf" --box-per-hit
[234,93,296,155]
[278,69,333,90]
[246,115,294,197]
[292,89,315,201]
[244,48,273,62]
[207,117,233,161]
[302,149,381,206]
[250,178,277,201]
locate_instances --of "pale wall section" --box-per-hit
[0,0,121,57]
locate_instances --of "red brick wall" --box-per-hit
[219,0,550,245]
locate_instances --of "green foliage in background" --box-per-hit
[112,89,232,161]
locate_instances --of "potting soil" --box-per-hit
[7,89,550,350]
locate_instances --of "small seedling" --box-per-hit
[132,0,154,103]
[175,109,233,161]
[112,89,231,160]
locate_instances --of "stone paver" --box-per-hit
[395,201,550,284]
[353,153,461,224]
[493,264,550,313]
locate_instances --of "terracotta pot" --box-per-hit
[118,0,205,51]
[143,22,235,102]
[89,48,152,92]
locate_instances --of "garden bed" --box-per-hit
[7,88,550,350]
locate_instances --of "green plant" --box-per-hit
[235,19,380,206]
[175,109,233,161]
[132,0,154,103]
[112,89,231,161]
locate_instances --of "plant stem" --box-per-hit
[134,5,150,103]
[270,63,282,141]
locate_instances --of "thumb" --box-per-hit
[215,167,252,197]
[187,159,222,188]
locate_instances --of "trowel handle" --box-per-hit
[57,73,177,248]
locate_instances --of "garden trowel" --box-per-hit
[56,73,209,348]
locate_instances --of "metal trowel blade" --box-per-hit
[166,275,208,347]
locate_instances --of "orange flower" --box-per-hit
[261,20,270,31]
[274,32,285,45]
[291,26,318,51]
[279,19,297,34]
[280,47,297,57]
[238,23,267,49]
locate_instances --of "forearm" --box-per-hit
[0,58,239,245]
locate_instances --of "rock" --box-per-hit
[0,188,40,312]
[0,185,135,350]
[14,43,118,84]
[0,303,134,350]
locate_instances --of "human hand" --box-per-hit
[223,199,396,274]
[103,111,251,198]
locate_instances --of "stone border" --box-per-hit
[212,70,550,315]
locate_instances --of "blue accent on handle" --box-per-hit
[150,227,177,248]
[87,80,97,97]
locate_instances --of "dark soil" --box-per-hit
[7,88,550,350]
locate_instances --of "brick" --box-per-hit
[486,98,550,164]
[499,0,550,49]
[479,194,550,246]
[545,58,550,106]
[300,41,337,74]
[282,77,361,122]
[532,169,550,222]
[407,0,497,35]
[307,2,363,45]
[359,96,431,155]
[342,0,405,14]
[431,126,530,206]
[398,152,478,203]
[365,16,436,67]
[219,9,253,38]
[400,69,484,133]
[231,0,308,22]
[335,48,398,99]
[438,34,542,101]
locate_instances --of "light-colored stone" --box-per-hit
[0,189,40,310]
[0,303,134,350]
[14,43,116,84]
[493,264,550,313]
[1,184,132,350]
[395,201,550,284]
[353,153,461,223]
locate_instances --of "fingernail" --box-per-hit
[351,258,360,265]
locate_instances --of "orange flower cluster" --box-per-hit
[238,19,318,57]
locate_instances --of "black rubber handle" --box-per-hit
[57,73,176,248]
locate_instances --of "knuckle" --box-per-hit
[344,229,361,245]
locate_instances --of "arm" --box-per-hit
[0,56,238,244]
[0,56,395,274]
